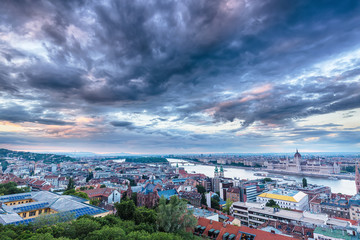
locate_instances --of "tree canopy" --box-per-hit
[157,196,197,233]
[63,189,89,200]
[0,182,29,195]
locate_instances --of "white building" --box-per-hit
[256,189,309,211]
[231,201,351,228]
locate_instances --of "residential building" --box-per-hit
[226,187,240,202]
[179,191,201,207]
[82,188,121,204]
[320,194,351,219]
[231,201,352,229]
[258,220,314,239]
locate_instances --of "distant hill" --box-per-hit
[0,148,76,164]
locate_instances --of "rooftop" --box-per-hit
[0,191,108,225]
[314,226,352,240]
[258,189,307,203]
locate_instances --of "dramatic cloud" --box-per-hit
[0,0,359,153]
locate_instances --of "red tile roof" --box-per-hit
[333,217,358,226]
[196,217,299,240]
[82,187,114,198]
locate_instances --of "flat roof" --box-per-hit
[258,189,307,203]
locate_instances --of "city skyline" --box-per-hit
[0,1,360,154]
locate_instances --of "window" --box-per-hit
[38,209,42,214]
[22,213,27,217]
[29,211,36,217]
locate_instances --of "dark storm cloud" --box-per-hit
[110,121,134,129]
[0,0,360,152]
[0,104,74,126]
[25,65,86,90]
[209,77,360,126]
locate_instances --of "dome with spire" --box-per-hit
[214,165,218,172]
[294,149,301,159]
[220,165,224,172]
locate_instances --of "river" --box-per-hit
[167,158,356,195]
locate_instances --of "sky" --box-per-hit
[0,0,360,154]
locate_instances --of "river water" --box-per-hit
[167,158,356,195]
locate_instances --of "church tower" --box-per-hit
[220,165,224,178]
[214,165,219,178]
[213,166,220,192]
[175,163,179,174]
[356,162,360,193]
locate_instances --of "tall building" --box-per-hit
[175,163,179,174]
[213,166,220,193]
[356,162,360,193]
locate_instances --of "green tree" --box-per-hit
[86,172,93,182]
[196,185,206,194]
[63,189,89,200]
[32,212,75,230]
[262,178,273,183]
[131,192,138,206]
[223,199,233,215]
[115,199,136,221]
[211,198,220,210]
[127,230,151,240]
[100,184,106,188]
[87,226,126,240]
[68,217,101,239]
[156,196,197,233]
[266,199,280,208]
[90,199,101,206]
[200,193,207,206]
[0,182,29,195]
[302,178,308,188]
[150,232,183,240]
[134,207,157,225]
[66,178,75,190]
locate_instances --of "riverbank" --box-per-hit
[167,158,356,195]
[264,169,354,180]
[179,159,355,180]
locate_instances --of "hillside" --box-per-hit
[0,148,76,164]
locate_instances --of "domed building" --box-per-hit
[294,149,301,159]
[265,150,340,175]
